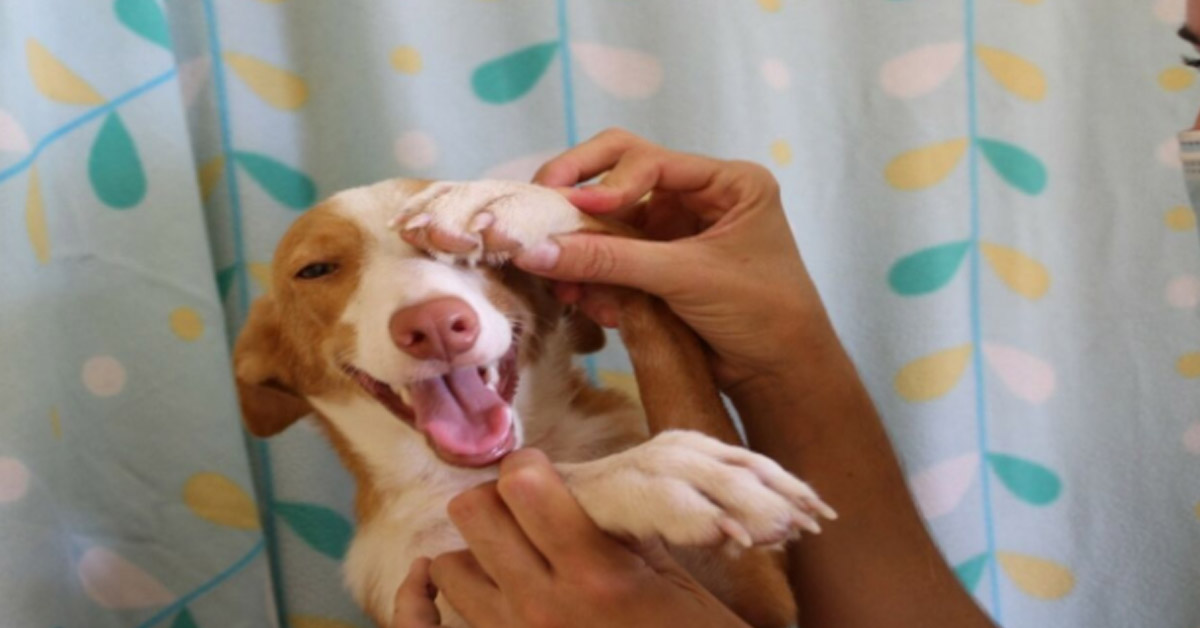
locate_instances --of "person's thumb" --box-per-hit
[513,233,679,294]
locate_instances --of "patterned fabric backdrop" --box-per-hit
[1,1,1198,627]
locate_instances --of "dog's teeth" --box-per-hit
[485,365,500,387]
[396,385,413,405]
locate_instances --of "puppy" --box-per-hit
[232,179,834,627]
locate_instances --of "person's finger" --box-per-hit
[429,551,505,628]
[534,130,726,205]
[513,233,691,297]
[494,449,630,571]
[587,147,703,212]
[445,483,551,591]
[392,557,442,628]
[532,128,646,187]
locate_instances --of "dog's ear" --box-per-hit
[232,297,312,437]
[567,307,606,354]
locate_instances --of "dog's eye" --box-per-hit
[295,262,338,280]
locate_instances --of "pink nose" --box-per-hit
[389,297,480,361]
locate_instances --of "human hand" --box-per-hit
[390,449,750,628]
[517,129,840,394]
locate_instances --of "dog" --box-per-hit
[232,179,835,627]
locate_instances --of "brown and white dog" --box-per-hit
[232,179,835,628]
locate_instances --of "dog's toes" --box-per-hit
[467,211,495,233]
[399,219,432,250]
[791,510,822,535]
[427,227,479,254]
[717,517,754,549]
[480,225,522,256]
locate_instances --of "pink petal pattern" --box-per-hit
[571,42,663,100]
[78,547,174,609]
[880,42,964,99]
[909,453,979,519]
[0,109,30,152]
[983,343,1057,404]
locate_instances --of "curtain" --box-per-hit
[1,1,1197,627]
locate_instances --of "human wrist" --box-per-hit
[725,328,870,452]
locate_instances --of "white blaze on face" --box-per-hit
[334,196,513,386]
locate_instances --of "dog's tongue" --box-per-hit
[410,366,510,462]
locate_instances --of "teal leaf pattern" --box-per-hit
[987,452,1062,505]
[233,151,316,210]
[275,501,353,560]
[171,608,198,628]
[976,138,1047,196]
[471,41,559,104]
[89,113,147,209]
[954,552,990,593]
[115,0,172,50]
[888,240,971,296]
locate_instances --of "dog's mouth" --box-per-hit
[345,334,520,468]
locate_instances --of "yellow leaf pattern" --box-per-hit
[895,344,973,402]
[980,242,1050,300]
[26,40,105,105]
[199,156,225,200]
[997,552,1075,600]
[25,167,49,264]
[184,472,260,530]
[224,52,309,110]
[976,45,1046,101]
[885,139,969,190]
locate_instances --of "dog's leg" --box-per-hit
[614,294,806,627]
[616,292,742,444]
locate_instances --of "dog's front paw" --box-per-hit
[560,431,836,550]
[389,180,586,266]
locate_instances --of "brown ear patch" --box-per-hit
[233,297,313,437]
[566,307,606,354]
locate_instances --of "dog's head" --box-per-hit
[232,179,603,467]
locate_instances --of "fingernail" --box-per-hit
[515,240,561,271]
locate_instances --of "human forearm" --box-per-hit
[728,337,995,628]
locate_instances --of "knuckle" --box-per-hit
[728,159,780,190]
[501,447,550,470]
[446,484,495,522]
[578,571,633,606]
[496,464,549,502]
[576,241,619,281]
